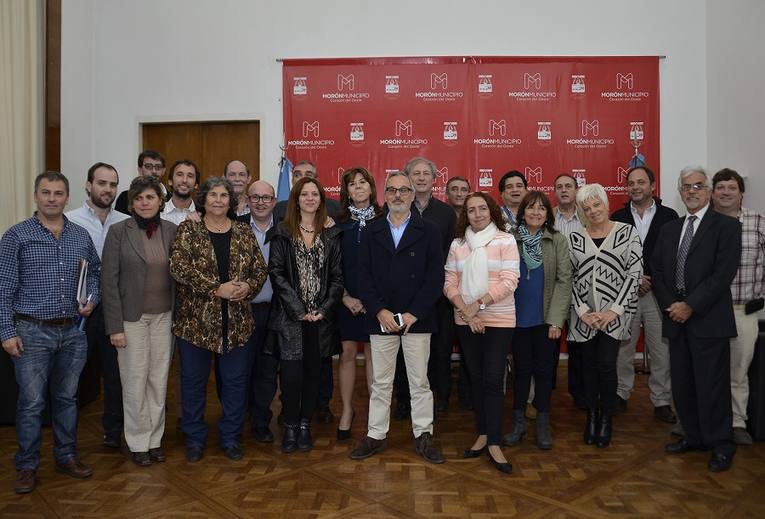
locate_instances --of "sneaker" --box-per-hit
[350,436,387,460]
[414,432,445,464]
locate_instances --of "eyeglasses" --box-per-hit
[142,163,164,171]
[680,182,707,192]
[248,195,274,204]
[385,186,413,196]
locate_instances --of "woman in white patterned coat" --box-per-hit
[567,183,642,448]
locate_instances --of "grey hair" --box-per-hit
[195,176,237,219]
[385,170,415,190]
[403,156,436,177]
[575,183,609,211]
[678,165,711,191]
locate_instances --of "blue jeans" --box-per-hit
[178,338,250,450]
[13,320,88,470]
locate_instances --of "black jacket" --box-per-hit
[611,198,679,275]
[358,211,445,335]
[650,208,741,339]
[265,222,343,359]
[416,197,456,262]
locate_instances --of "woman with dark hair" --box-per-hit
[444,192,520,474]
[170,177,266,463]
[335,167,383,440]
[504,191,572,450]
[268,176,344,453]
[102,176,177,466]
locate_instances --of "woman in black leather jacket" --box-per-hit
[267,177,343,453]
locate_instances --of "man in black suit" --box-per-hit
[611,166,679,422]
[651,165,741,472]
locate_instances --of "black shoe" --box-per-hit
[614,396,627,415]
[222,445,243,461]
[148,447,166,463]
[574,398,588,411]
[253,426,274,443]
[297,420,313,451]
[282,424,299,453]
[185,447,204,463]
[337,411,355,441]
[103,433,121,449]
[435,399,449,413]
[488,450,512,474]
[394,401,410,421]
[463,445,487,458]
[316,406,334,424]
[584,409,598,445]
[595,414,612,448]
[654,405,677,424]
[414,432,445,464]
[131,451,152,467]
[665,439,703,454]
[708,452,733,472]
[350,436,387,460]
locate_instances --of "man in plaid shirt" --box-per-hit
[712,168,765,445]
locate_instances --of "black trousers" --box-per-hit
[248,303,279,429]
[85,303,123,438]
[457,325,513,445]
[580,332,619,414]
[567,340,585,405]
[512,325,557,412]
[280,322,321,424]
[670,329,735,456]
[317,357,333,410]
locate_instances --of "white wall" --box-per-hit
[707,0,765,213]
[62,0,715,210]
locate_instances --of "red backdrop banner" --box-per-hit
[282,56,659,207]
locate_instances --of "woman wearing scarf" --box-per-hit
[444,192,520,474]
[334,167,384,441]
[504,191,572,450]
[102,176,177,466]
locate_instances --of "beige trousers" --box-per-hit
[118,312,173,452]
[731,305,758,428]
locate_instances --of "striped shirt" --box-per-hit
[444,231,520,328]
[0,215,101,341]
[731,207,765,304]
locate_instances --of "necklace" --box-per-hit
[205,217,229,232]
[299,224,315,234]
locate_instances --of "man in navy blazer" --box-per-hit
[350,171,445,464]
[651,165,742,472]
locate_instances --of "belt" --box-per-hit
[15,314,76,327]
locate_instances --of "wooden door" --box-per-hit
[141,121,260,185]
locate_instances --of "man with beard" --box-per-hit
[498,170,527,232]
[162,159,200,225]
[66,162,129,449]
[612,166,679,422]
[115,150,166,214]
[224,159,252,216]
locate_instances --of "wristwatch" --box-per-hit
[477,298,487,311]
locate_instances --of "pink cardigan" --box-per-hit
[443,231,520,328]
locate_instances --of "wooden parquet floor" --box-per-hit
[1,362,764,518]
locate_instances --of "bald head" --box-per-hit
[247,179,276,223]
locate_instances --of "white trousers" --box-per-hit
[617,292,672,407]
[368,333,434,440]
[731,305,758,428]
[118,312,173,452]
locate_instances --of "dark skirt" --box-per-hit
[338,304,370,343]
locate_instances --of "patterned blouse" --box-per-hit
[293,234,324,313]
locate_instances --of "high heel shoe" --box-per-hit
[487,449,513,474]
[336,410,355,441]
[463,445,487,458]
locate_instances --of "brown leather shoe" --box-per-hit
[15,469,36,494]
[55,458,93,479]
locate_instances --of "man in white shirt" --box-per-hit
[66,162,129,448]
[161,159,200,225]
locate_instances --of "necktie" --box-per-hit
[675,215,697,293]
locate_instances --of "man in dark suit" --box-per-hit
[651,165,742,472]
[350,171,445,464]
[612,166,679,422]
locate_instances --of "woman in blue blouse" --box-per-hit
[335,167,384,440]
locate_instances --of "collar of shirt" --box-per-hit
[414,194,432,213]
[556,207,579,223]
[164,198,196,214]
[503,205,518,223]
[387,211,411,229]
[249,215,274,235]
[630,199,656,218]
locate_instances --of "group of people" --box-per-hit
[1,150,761,495]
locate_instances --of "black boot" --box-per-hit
[584,409,598,445]
[297,419,313,452]
[282,423,299,453]
[596,413,612,448]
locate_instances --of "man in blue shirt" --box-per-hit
[1,171,101,494]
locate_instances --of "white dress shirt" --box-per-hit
[161,198,196,225]
[65,201,129,259]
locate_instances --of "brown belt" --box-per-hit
[15,314,76,327]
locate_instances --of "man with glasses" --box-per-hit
[351,171,445,464]
[652,165,741,472]
[238,180,280,443]
[161,159,200,225]
[115,150,167,214]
